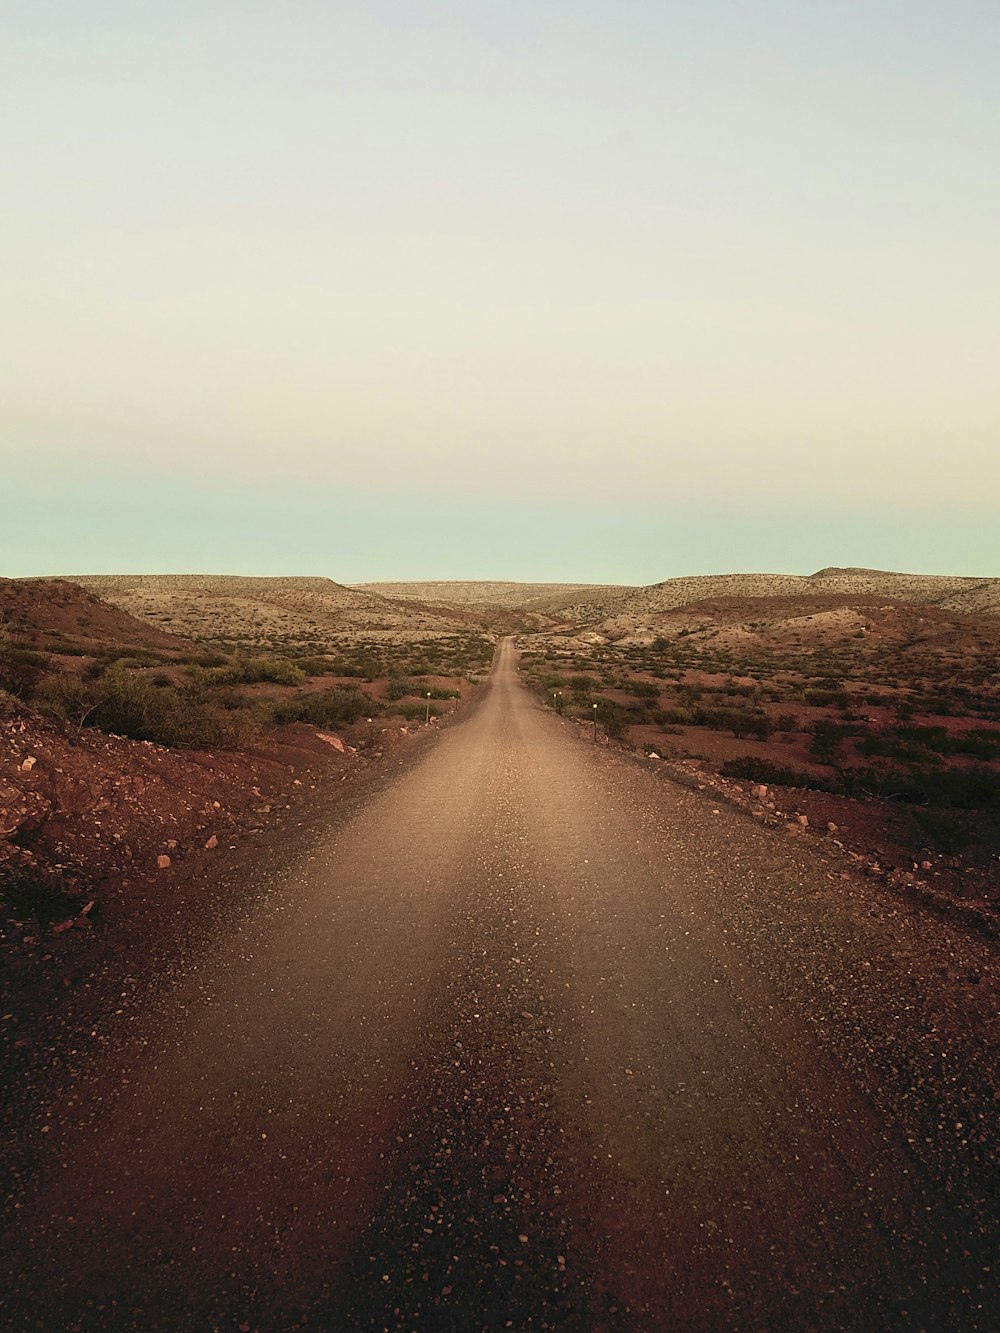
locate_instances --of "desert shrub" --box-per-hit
[836,764,922,800]
[41,668,263,749]
[270,687,376,728]
[954,729,1000,760]
[195,657,306,687]
[385,676,410,700]
[908,766,1000,810]
[774,713,799,732]
[569,674,597,692]
[810,720,846,762]
[653,707,691,726]
[387,679,459,701]
[860,734,922,762]
[890,725,1000,762]
[392,700,440,721]
[34,673,94,724]
[628,681,660,700]
[689,706,772,739]
[293,656,341,677]
[719,757,835,792]
[591,698,629,739]
[0,644,49,697]
[805,688,850,709]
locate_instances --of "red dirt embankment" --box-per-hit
[0,698,354,936]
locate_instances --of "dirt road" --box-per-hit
[3,640,998,1330]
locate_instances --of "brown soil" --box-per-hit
[1,578,189,653]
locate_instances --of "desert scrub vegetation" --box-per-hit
[719,756,838,793]
[188,656,307,687]
[269,686,377,728]
[35,667,263,749]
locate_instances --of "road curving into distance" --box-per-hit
[3,638,998,1330]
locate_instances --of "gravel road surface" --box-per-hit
[3,639,998,1331]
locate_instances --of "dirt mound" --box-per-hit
[0,692,356,927]
[1,578,190,652]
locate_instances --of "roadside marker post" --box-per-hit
[425,691,432,725]
[592,701,598,742]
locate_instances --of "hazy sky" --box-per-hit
[4,1,998,582]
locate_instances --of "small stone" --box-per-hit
[796,814,809,827]
[827,822,838,833]
[20,756,37,772]
[157,854,171,869]
[204,835,218,850]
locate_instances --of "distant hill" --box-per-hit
[357,580,630,612]
[71,575,478,648]
[548,569,1000,631]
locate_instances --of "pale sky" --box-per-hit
[3,1,998,582]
